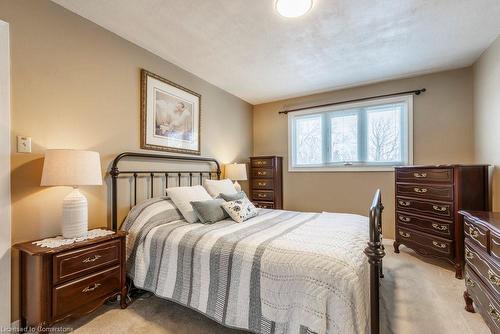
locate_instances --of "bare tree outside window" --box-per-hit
[367,108,401,162]
[295,116,322,165]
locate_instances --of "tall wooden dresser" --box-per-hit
[394,165,489,279]
[249,156,283,209]
[460,211,500,333]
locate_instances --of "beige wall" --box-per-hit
[1,0,253,321]
[253,68,475,239]
[473,36,500,210]
[0,20,11,327]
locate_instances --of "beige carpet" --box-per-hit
[60,241,490,334]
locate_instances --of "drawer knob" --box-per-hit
[432,241,447,249]
[82,254,102,263]
[432,223,448,232]
[82,283,101,293]
[398,200,410,207]
[432,205,447,212]
[465,276,476,288]
[398,215,411,223]
[399,231,411,238]
[413,172,427,178]
[413,187,428,193]
[488,270,500,287]
[465,248,474,260]
[469,227,479,238]
[488,304,500,323]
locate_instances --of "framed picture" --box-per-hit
[140,69,201,155]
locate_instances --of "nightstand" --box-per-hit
[13,229,127,329]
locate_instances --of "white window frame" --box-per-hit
[288,95,413,172]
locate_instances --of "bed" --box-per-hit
[110,152,385,334]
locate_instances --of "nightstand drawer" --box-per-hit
[53,240,120,284]
[53,266,121,319]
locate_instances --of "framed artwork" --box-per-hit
[140,69,201,155]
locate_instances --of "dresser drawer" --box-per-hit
[491,233,500,260]
[251,158,274,168]
[53,266,121,319]
[53,240,121,284]
[252,168,273,179]
[396,197,453,219]
[396,211,453,237]
[465,267,500,333]
[396,168,453,184]
[252,190,274,201]
[254,201,274,209]
[465,240,500,297]
[396,183,453,202]
[397,226,453,258]
[252,179,274,190]
[464,218,489,252]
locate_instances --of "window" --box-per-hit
[289,95,413,171]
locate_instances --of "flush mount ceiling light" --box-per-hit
[276,0,313,18]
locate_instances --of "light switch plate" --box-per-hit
[17,136,31,153]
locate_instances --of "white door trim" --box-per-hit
[0,20,11,327]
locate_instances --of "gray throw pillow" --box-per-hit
[218,191,247,202]
[190,199,229,224]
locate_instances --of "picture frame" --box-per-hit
[140,69,201,155]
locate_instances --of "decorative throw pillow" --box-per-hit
[222,197,258,223]
[217,191,247,202]
[166,185,213,223]
[203,179,237,198]
[190,199,229,224]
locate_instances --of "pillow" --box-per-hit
[166,185,212,223]
[190,199,229,224]
[218,191,247,202]
[222,197,258,223]
[203,179,237,198]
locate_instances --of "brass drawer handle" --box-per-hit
[398,215,411,222]
[398,200,410,207]
[257,171,267,176]
[414,187,428,193]
[413,172,427,178]
[256,161,267,165]
[488,304,500,323]
[469,227,479,238]
[465,248,474,260]
[399,231,411,238]
[82,254,102,263]
[465,275,476,287]
[432,205,447,212]
[488,270,500,286]
[432,223,448,232]
[257,182,267,186]
[82,283,101,293]
[257,194,266,198]
[432,241,447,249]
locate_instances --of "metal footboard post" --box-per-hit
[364,190,385,334]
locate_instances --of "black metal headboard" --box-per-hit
[110,152,221,230]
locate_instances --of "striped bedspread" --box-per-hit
[122,198,370,334]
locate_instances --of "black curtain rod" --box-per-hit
[278,88,426,115]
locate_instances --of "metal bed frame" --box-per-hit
[109,152,385,334]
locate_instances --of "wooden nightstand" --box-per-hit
[13,229,127,329]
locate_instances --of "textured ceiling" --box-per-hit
[52,0,500,104]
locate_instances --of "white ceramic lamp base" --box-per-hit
[62,187,88,238]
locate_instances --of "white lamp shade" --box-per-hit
[41,149,103,186]
[225,163,247,181]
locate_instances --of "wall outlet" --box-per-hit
[17,136,31,153]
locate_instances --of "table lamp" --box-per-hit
[41,149,102,238]
[225,163,247,192]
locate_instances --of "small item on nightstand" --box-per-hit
[225,163,248,192]
[13,229,127,330]
[41,149,103,238]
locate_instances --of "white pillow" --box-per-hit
[166,185,212,223]
[222,197,258,223]
[203,179,237,198]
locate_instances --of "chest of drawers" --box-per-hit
[394,165,489,279]
[461,211,500,333]
[249,156,283,209]
[14,230,127,329]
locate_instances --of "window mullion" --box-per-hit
[322,113,329,165]
[358,109,367,163]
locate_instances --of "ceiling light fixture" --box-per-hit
[276,0,313,18]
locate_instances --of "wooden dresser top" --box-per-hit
[459,210,500,232]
